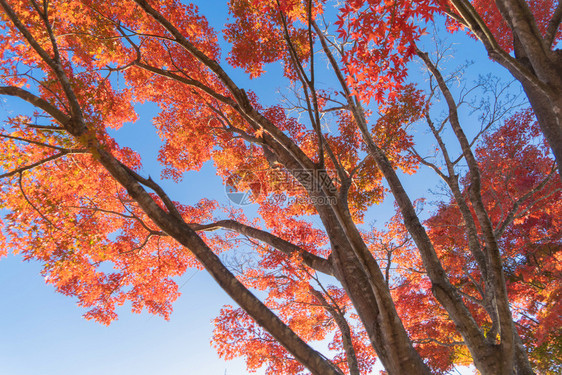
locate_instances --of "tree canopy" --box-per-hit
[0,0,560,374]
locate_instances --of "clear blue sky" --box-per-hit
[0,0,514,374]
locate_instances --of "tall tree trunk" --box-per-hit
[274,154,431,374]
[495,0,562,180]
[316,202,431,375]
[520,77,562,179]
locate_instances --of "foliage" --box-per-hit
[0,0,560,374]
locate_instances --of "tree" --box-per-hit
[377,109,561,374]
[0,0,559,374]
[339,0,562,180]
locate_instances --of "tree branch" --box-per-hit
[0,0,86,135]
[0,86,69,125]
[417,47,515,361]
[309,288,360,375]
[0,133,84,153]
[0,151,85,179]
[190,220,334,277]
[494,163,558,237]
[545,1,562,48]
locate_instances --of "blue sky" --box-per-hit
[0,0,519,374]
